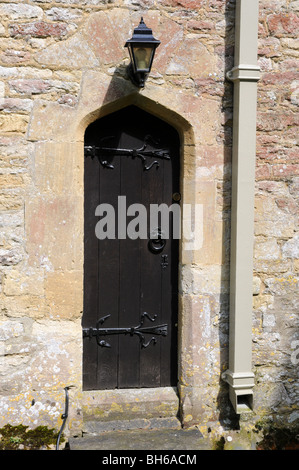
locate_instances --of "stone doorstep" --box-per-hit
[67,387,208,450]
[83,417,182,435]
[82,387,180,425]
[68,427,209,451]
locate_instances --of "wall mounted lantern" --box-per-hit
[125,17,160,88]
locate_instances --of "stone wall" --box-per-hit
[0,0,298,438]
[253,0,299,427]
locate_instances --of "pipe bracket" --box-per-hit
[226,64,261,82]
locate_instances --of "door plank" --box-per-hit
[139,156,164,387]
[118,132,142,387]
[83,149,99,390]
[96,157,121,389]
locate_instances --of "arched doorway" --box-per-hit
[83,105,180,391]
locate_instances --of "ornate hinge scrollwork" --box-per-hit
[83,312,168,349]
[85,135,170,171]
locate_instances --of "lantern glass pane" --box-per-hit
[132,46,154,72]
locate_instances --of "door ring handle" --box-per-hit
[148,237,166,254]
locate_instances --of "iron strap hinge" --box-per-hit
[84,135,170,171]
[83,312,168,349]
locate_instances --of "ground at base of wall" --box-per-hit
[0,424,63,450]
[254,424,299,450]
[1,421,299,451]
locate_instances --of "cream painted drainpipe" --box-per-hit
[222,0,260,414]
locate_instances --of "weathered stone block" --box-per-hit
[28,101,76,141]
[83,11,128,65]
[45,7,83,21]
[9,21,69,39]
[166,38,217,79]
[45,271,82,320]
[0,98,33,113]
[33,142,83,195]
[282,234,299,259]
[0,4,43,20]
[255,196,295,237]
[0,248,23,266]
[8,79,51,95]
[0,173,24,188]
[254,237,281,261]
[3,268,44,297]
[1,49,31,65]
[0,114,29,133]
[1,293,47,318]
[160,0,203,8]
[267,12,299,38]
[25,195,83,271]
[35,32,99,69]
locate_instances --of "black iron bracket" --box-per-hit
[83,312,167,349]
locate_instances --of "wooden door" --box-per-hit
[83,106,180,390]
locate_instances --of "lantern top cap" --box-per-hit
[125,17,161,47]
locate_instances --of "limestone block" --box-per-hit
[8,79,51,95]
[35,32,99,69]
[0,98,33,113]
[282,234,299,259]
[255,195,295,237]
[0,4,43,20]
[0,173,24,188]
[166,37,217,79]
[267,12,299,38]
[253,258,291,275]
[0,190,24,210]
[253,276,262,295]
[45,271,82,319]
[3,268,44,296]
[0,114,29,133]
[181,179,219,265]
[181,264,229,296]
[28,100,76,141]
[33,142,83,195]
[0,320,24,341]
[193,98,221,147]
[178,384,216,429]
[153,16,183,74]
[25,195,83,271]
[82,10,129,65]
[1,293,47,319]
[0,248,23,266]
[194,217,227,266]
[1,49,31,65]
[77,70,135,131]
[179,293,220,388]
[31,320,82,390]
[0,209,23,228]
[264,275,299,296]
[160,0,203,8]
[254,237,281,261]
[9,21,69,39]
[45,7,83,21]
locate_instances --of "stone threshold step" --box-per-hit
[82,387,180,423]
[68,426,209,451]
[83,416,181,434]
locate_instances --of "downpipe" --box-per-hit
[222,0,260,414]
